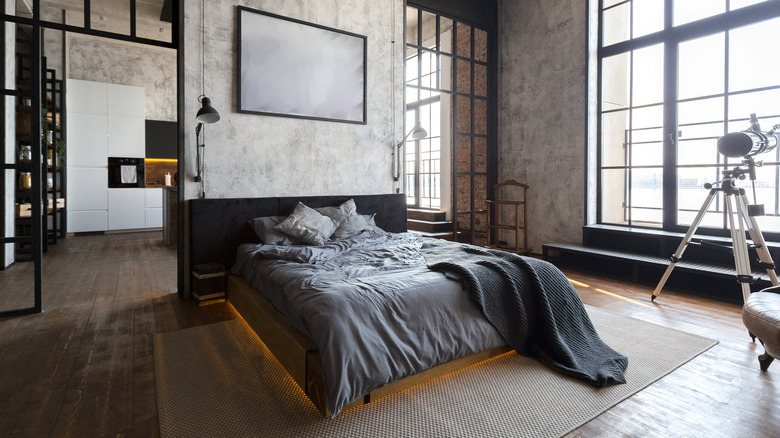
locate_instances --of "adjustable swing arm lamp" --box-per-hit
[393,121,427,182]
[194,94,220,197]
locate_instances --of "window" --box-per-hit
[598,0,780,235]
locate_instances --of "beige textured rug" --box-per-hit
[154,306,717,438]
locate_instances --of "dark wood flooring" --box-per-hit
[0,233,778,437]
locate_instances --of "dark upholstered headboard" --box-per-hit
[189,193,408,271]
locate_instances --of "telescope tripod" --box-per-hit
[652,178,779,303]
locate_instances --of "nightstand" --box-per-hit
[191,262,227,305]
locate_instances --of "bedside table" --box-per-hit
[191,262,227,305]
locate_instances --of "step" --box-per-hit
[543,242,773,282]
[407,208,447,222]
[408,229,454,240]
[543,242,776,304]
[407,218,452,233]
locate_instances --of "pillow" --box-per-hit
[364,213,387,236]
[315,199,357,228]
[248,216,300,245]
[275,202,338,245]
[332,213,375,239]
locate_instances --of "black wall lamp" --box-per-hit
[195,94,220,198]
[393,120,427,182]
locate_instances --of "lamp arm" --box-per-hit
[393,127,415,182]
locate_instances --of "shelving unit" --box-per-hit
[12,29,66,262]
[486,180,528,254]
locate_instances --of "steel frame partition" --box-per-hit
[1,0,181,317]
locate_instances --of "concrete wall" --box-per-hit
[498,0,589,251]
[68,35,176,121]
[183,0,403,201]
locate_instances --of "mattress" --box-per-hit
[232,232,505,417]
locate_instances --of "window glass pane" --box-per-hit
[474,99,487,135]
[632,142,663,167]
[475,137,487,173]
[633,0,664,38]
[440,17,453,54]
[439,55,453,91]
[727,89,780,131]
[677,167,724,227]
[405,47,419,86]
[457,135,471,173]
[678,97,725,127]
[674,0,725,26]
[457,96,471,133]
[421,11,437,49]
[678,139,720,165]
[602,2,630,46]
[631,104,663,144]
[474,28,488,62]
[456,22,471,58]
[456,59,471,93]
[406,7,419,45]
[474,64,487,97]
[601,110,630,167]
[678,33,724,100]
[631,168,663,227]
[601,52,630,111]
[729,17,780,92]
[601,168,628,224]
[632,43,664,106]
[730,0,769,10]
[92,0,131,36]
[136,0,172,43]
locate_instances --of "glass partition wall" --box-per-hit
[405,4,494,245]
[1,0,177,317]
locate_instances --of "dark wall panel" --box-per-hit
[409,0,497,29]
[145,120,177,159]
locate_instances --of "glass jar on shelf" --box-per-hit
[19,145,32,163]
[19,172,32,191]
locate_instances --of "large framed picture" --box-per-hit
[237,6,367,124]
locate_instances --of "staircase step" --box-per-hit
[408,230,454,240]
[542,242,775,304]
[407,208,447,222]
[408,218,452,233]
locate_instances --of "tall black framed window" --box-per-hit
[597,0,780,237]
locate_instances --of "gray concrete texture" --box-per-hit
[498,0,588,250]
[183,0,404,200]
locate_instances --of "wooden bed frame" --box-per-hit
[189,194,511,417]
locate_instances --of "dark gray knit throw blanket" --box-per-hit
[420,240,627,387]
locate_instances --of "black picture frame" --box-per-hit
[237,6,368,125]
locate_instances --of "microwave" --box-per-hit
[108,157,145,188]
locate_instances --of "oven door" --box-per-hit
[108,157,145,188]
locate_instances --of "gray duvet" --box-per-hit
[232,233,505,418]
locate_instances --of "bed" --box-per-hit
[189,194,627,418]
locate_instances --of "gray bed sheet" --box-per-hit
[232,233,505,418]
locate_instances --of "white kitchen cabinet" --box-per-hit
[67,80,107,114]
[67,168,108,211]
[68,210,108,233]
[108,135,145,157]
[108,189,146,230]
[145,208,162,228]
[107,83,145,117]
[67,113,107,167]
[145,188,163,208]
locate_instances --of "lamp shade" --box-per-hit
[196,96,220,124]
[411,121,427,140]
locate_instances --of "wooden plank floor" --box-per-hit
[1,232,778,437]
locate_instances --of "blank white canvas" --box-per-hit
[239,10,365,123]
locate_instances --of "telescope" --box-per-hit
[717,113,780,158]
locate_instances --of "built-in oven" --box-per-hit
[108,157,145,188]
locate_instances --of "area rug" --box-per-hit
[154,306,717,438]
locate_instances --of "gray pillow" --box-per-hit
[364,213,387,236]
[332,213,374,239]
[275,202,338,245]
[315,199,356,228]
[248,216,300,245]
